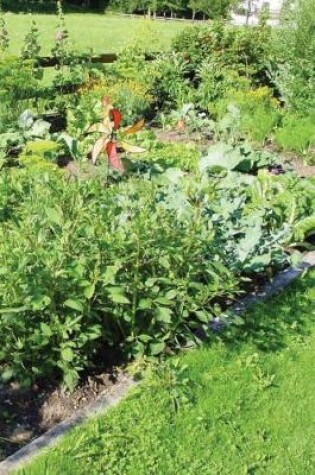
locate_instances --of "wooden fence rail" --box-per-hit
[38,52,156,68]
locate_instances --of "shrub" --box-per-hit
[95,79,152,125]
[197,65,250,113]
[1,158,308,389]
[154,22,275,119]
[147,51,193,110]
[0,168,235,388]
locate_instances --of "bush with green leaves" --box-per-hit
[147,22,276,125]
[147,51,194,110]
[1,150,311,389]
[0,167,234,388]
[214,86,281,144]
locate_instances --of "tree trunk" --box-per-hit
[246,0,251,26]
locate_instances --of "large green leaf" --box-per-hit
[200,143,243,172]
[107,287,130,304]
[64,299,84,312]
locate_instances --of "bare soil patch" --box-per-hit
[154,128,212,150]
[0,359,124,462]
[289,158,315,178]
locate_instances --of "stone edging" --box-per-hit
[0,251,314,474]
[231,252,315,315]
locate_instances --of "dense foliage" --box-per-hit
[2,0,239,19]
[0,139,314,388]
[0,0,314,390]
[108,0,238,19]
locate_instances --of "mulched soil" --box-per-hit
[154,128,212,151]
[0,361,125,462]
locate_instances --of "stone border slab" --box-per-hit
[231,252,315,316]
[0,252,314,474]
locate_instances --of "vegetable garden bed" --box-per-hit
[1,3,315,471]
[0,254,313,470]
[3,267,314,475]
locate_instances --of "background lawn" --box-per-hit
[17,269,315,475]
[5,13,188,55]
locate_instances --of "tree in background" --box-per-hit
[1,0,244,18]
[108,0,238,18]
[244,0,258,24]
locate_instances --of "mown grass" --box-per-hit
[6,13,187,56]
[18,269,315,475]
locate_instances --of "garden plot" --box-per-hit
[0,0,314,468]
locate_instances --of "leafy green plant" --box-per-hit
[102,79,152,126]
[172,22,272,87]
[0,109,51,161]
[0,109,79,167]
[144,359,193,413]
[197,64,250,113]
[140,141,201,172]
[271,0,315,114]
[148,51,193,110]
[163,103,215,139]
[0,169,233,388]
[293,215,315,249]
[215,86,281,144]
[51,0,70,92]
[200,142,278,174]
[18,140,61,171]
[21,15,41,61]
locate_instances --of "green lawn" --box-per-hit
[18,269,315,475]
[5,13,188,56]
